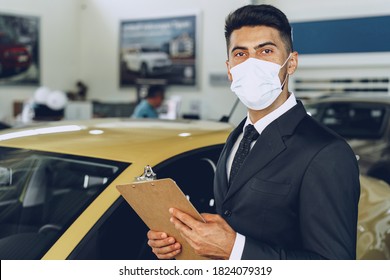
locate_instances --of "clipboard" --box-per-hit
[116,178,209,260]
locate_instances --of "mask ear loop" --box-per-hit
[281,73,289,90]
[280,53,292,68]
[280,53,292,90]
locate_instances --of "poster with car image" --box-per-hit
[120,15,196,87]
[0,13,40,85]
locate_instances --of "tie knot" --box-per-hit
[243,124,259,141]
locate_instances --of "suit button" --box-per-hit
[223,210,232,217]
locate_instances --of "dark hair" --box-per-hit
[224,4,293,56]
[146,85,165,99]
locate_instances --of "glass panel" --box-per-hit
[306,102,387,139]
[0,147,128,259]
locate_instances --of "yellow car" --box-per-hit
[0,118,389,260]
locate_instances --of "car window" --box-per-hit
[306,102,388,139]
[70,144,224,260]
[0,147,128,260]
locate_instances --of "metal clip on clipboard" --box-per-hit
[135,165,157,181]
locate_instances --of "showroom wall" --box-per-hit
[261,0,390,20]
[77,0,250,123]
[1,0,389,125]
[263,0,390,98]
[0,0,81,123]
[0,0,251,125]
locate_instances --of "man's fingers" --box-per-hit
[170,208,202,229]
[150,241,181,255]
[148,235,172,246]
[201,213,220,222]
[147,230,167,240]
[155,248,182,260]
[146,230,182,259]
[170,215,193,239]
[150,239,181,260]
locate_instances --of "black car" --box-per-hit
[305,96,390,184]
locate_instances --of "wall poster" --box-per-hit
[119,14,197,87]
[0,12,40,85]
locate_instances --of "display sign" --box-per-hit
[0,12,40,85]
[119,15,197,87]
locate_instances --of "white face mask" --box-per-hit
[230,55,291,110]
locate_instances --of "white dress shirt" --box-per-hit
[227,93,297,260]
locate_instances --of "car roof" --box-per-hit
[0,118,233,164]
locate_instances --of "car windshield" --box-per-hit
[305,102,388,139]
[0,147,128,259]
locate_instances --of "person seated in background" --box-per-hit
[132,85,165,119]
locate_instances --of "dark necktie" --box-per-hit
[229,124,259,184]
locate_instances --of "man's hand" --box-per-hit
[169,208,236,259]
[147,230,181,259]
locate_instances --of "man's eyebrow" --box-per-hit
[230,46,248,54]
[254,41,277,50]
[230,42,278,54]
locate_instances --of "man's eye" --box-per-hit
[235,52,246,57]
[262,49,272,54]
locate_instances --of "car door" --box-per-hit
[69,144,224,260]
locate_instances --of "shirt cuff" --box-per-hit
[229,232,245,260]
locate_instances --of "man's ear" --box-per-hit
[226,60,233,81]
[287,51,298,75]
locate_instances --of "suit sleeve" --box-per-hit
[241,140,361,260]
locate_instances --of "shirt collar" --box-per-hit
[243,92,297,135]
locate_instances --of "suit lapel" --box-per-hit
[223,101,308,202]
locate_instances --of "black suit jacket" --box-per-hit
[214,101,360,259]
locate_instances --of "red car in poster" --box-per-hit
[0,33,31,77]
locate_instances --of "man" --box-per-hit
[132,85,165,118]
[147,4,360,260]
